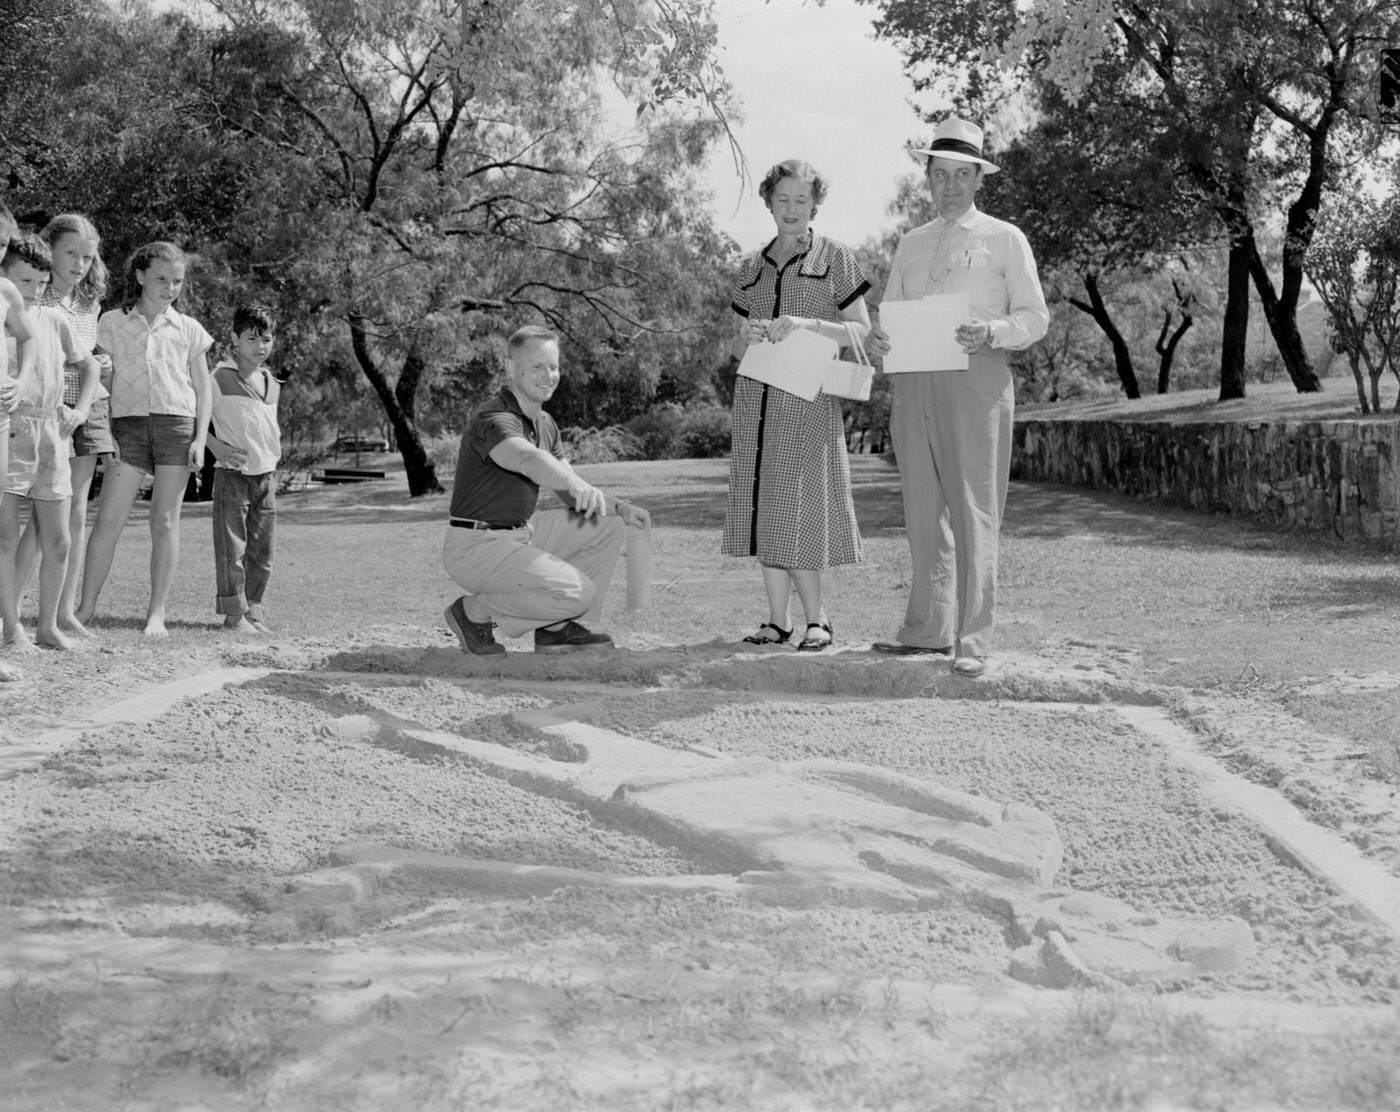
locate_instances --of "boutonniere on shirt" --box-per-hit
[957,242,993,269]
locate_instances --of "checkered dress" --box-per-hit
[37,287,99,407]
[722,233,870,568]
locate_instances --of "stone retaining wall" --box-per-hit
[1011,416,1400,550]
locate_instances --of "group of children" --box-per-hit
[0,206,283,681]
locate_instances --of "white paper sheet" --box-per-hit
[735,329,838,401]
[879,293,971,373]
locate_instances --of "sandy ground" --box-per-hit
[2,457,1400,1110]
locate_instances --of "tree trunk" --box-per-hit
[1155,307,1192,394]
[1345,353,1369,414]
[1359,345,1388,415]
[1068,272,1140,399]
[1241,90,1338,396]
[1219,235,1250,400]
[347,313,445,496]
[1247,240,1321,393]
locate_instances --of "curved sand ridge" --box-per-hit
[3,636,1399,1108]
[3,641,1395,990]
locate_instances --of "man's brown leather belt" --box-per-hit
[450,518,526,530]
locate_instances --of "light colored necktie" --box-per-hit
[928,219,955,290]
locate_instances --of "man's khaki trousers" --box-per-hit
[888,353,1013,658]
[442,508,625,639]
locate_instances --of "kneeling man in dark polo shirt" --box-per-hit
[443,325,651,655]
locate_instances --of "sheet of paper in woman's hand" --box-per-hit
[736,329,838,401]
[880,293,971,373]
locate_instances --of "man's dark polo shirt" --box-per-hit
[450,388,561,525]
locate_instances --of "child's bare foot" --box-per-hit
[74,601,96,625]
[57,613,94,638]
[0,660,21,682]
[5,627,39,655]
[36,627,75,652]
[247,615,271,634]
[221,616,265,635]
[142,615,170,639]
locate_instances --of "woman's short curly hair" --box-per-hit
[758,160,829,208]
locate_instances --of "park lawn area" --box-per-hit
[1019,372,1399,425]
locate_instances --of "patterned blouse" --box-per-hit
[96,305,213,419]
[731,232,870,323]
[37,287,101,407]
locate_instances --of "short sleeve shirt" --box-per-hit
[449,388,560,524]
[37,287,102,407]
[97,305,213,418]
[210,361,282,475]
[15,308,87,408]
[730,232,871,323]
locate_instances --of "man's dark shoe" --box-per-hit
[871,641,953,656]
[534,620,614,654]
[445,598,505,656]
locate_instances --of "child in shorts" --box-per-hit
[0,234,100,652]
[76,241,212,638]
[0,207,38,676]
[207,303,281,634]
[13,213,113,638]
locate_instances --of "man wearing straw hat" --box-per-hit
[867,118,1049,677]
[441,325,651,656]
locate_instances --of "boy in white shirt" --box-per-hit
[206,304,281,634]
[0,233,100,652]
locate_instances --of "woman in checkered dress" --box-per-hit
[723,159,872,652]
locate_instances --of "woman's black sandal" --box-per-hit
[796,621,833,652]
[743,622,792,645]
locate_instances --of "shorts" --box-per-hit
[5,406,72,500]
[72,394,116,457]
[111,414,196,474]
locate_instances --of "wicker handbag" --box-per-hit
[821,321,875,402]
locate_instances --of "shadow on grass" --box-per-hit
[277,482,447,528]
[636,491,728,529]
[1266,573,1400,617]
[598,453,908,534]
[1008,482,1400,566]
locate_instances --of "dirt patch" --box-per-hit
[4,630,1400,1109]
[4,460,1400,1108]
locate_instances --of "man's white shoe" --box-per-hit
[952,656,986,678]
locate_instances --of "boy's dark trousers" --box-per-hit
[212,468,276,619]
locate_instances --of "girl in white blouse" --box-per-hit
[76,242,213,638]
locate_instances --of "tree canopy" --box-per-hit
[1,0,742,493]
[1305,185,1400,413]
[859,0,1398,399]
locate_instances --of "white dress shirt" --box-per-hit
[884,204,1049,355]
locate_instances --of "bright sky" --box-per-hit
[701,0,933,251]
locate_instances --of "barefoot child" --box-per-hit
[207,303,281,634]
[0,234,100,653]
[76,241,212,638]
[0,206,38,677]
[14,214,113,638]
